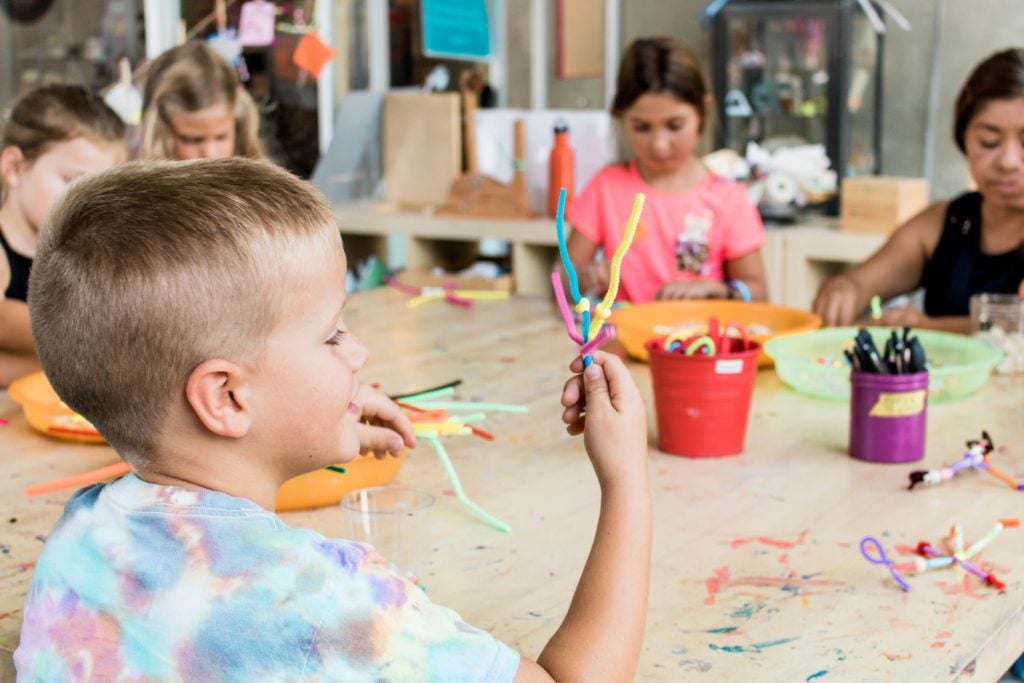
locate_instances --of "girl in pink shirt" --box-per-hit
[565,37,767,303]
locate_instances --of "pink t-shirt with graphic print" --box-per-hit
[566,161,766,303]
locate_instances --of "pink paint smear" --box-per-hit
[729,529,809,550]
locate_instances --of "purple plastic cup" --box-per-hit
[849,370,928,463]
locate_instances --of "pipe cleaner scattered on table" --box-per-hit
[551,187,645,366]
[386,275,509,309]
[860,518,1018,591]
[397,383,522,534]
[908,431,1023,491]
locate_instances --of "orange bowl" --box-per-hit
[7,372,105,444]
[610,300,822,366]
[275,451,405,511]
[7,373,404,509]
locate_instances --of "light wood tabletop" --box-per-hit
[2,288,1024,682]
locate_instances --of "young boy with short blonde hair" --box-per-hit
[16,158,652,681]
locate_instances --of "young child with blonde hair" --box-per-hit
[0,84,126,386]
[16,157,652,681]
[141,41,263,160]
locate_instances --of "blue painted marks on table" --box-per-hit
[806,670,828,681]
[708,637,799,654]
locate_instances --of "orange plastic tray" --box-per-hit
[275,451,405,511]
[610,300,822,366]
[7,372,105,444]
[9,372,405,509]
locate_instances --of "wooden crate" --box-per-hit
[840,176,929,234]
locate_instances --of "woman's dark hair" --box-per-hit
[954,48,1024,153]
[611,36,708,131]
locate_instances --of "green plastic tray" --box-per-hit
[764,327,1002,402]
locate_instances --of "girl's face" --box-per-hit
[2,137,126,238]
[621,92,704,178]
[964,97,1024,211]
[168,103,236,160]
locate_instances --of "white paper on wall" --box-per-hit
[473,109,616,215]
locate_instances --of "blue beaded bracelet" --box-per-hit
[727,279,751,303]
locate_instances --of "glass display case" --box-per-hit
[0,0,144,107]
[712,0,884,213]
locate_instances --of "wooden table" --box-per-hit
[3,289,1024,682]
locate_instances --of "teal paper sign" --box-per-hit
[422,0,491,60]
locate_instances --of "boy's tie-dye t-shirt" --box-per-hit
[15,474,519,682]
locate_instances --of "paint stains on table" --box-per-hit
[678,658,712,672]
[702,566,841,605]
[805,670,828,681]
[705,566,729,605]
[882,652,912,661]
[728,529,809,550]
[732,602,771,620]
[708,636,799,654]
[937,574,987,600]
[930,630,953,649]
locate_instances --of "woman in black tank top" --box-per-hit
[813,49,1024,334]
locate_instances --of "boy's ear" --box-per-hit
[184,359,252,439]
[0,146,25,187]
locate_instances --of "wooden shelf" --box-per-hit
[333,202,560,296]
[333,202,886,304]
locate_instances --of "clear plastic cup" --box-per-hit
[970,293,1024,374]
[340,486,435,580]
[969,293,1024,335]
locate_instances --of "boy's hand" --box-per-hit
[354,385,417,458]
[560,351,647,489]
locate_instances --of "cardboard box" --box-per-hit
[397,267,514,292]
[383,93,461,208]
[840,176,929,234]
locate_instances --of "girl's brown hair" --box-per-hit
[611,36,709,131]
[140,41,263,160]
[1,84,126,197]
[953,48,1024,153]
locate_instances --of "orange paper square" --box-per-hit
[292,33,335,79]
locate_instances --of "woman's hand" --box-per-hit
[813,275,861,326]
[656,279,730,300]
[875,306,930,329]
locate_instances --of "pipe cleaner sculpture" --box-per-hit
[550,188,645,366]
[861,518,1018,592]
[908,431,1024,491]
